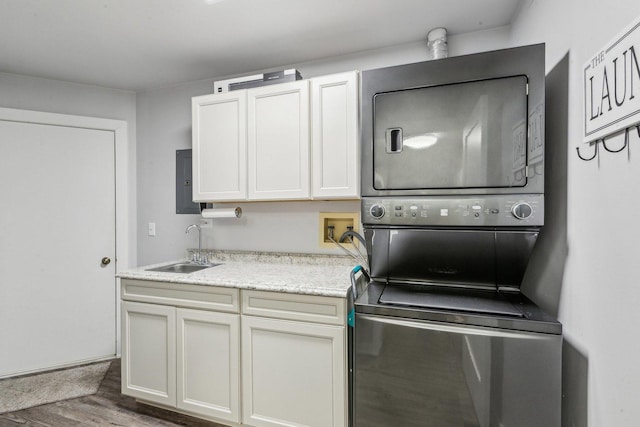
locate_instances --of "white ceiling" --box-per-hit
[0,0,524,91]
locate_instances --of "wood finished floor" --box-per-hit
[0,359,226,427]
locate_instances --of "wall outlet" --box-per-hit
[200,218,213,229]
[319,212,360,249]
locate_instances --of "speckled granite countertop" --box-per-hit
[117,250,358,298]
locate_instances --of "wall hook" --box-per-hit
[576,141,599,161]
[602,127,628,153]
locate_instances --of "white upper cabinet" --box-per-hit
[311,71,359,199]
[191,71,359,202]
[247,80,310,200]
[192,91,247,202]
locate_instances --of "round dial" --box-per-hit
[370,204,385,219]
[511,202,533,220]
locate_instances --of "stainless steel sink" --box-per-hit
[145,262,221,274]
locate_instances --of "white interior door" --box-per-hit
[0,118,117,377]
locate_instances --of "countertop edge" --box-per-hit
[117,256,356,299]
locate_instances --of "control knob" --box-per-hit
[511,202,533,220]
[370,204,385,219]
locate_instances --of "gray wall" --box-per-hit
[0,72,137,267]
[136,27,511,265]
[511,1,640,425]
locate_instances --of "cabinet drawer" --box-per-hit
[242,290,345,325]
[121,279,239,313]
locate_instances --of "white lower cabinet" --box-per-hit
[122,301,177,407]
[242,316,345,427]
[121,280,347,427]
[121,280,241,424]
[241,290,347,427]
[177,308,240,423]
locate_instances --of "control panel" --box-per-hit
[362,195,544,227]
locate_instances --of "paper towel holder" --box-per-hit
[201,207,242,219]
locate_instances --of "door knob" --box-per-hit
[101,257,111,266]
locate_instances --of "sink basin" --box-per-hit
[145,262,221,274]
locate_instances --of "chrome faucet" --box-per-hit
[186,224,206,264]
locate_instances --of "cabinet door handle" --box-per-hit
[101,257,111,266]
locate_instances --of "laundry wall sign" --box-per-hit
[584,15,640,143]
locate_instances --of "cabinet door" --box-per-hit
[247,81,310,200]
[121,301,176,406]
[242,316,346,427]
[177,308,241,423]
[192,91,247,201]
[311,71,359,199]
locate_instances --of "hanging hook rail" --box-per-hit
[577,124,639,162]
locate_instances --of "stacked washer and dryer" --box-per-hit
[352,44,562,427]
